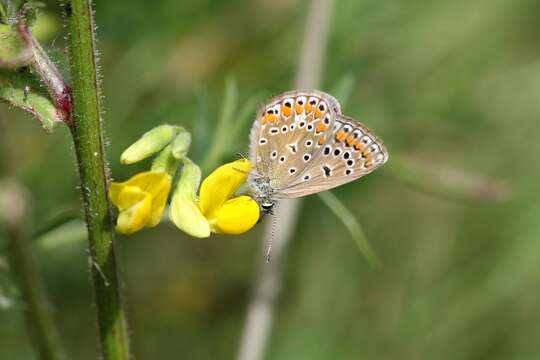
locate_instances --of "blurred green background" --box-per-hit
[2,0,540,359]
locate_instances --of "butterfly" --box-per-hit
[248,90,388,213]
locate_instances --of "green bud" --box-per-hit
[120,124,180,164]
[150,144,180,176]
[0,24,32,69]
[171,130,191,160]
[169,159,210,238]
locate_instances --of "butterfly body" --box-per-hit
[248,90,388,211]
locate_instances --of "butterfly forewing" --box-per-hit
[249,90,341,190]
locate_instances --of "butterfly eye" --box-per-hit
[333,148,342,156]
[306,124,314,131]
[284,100,292,107]
[352,130,361,138]
[303,154,311,162]
[259,138,267,145]
[261,202,274,211]
[296,96,306,105]
[270,127,279,135]
[343,151,351,160]
[281,125,288,133]
[271,151,278,158]
[347,159,354,166]
[343,125,352,133]
[369,144,379,153]
[323,146,331,156]
[345,169,353,176]
[279,156,286,163]
[267,109,274,114]
[318,102,326,112]
[305,140,313,147]
[289,168,296,174]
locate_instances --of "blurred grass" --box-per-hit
[1,0,540,359]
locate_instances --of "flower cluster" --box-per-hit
[109,125,260,237]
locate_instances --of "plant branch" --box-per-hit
[0,179,65,360]
[65,0,130,358]
[236,1,333,360]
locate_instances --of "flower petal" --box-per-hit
[169,159,210,238]
[110,171,172,229]
[212,195,260,235]
[199,159,253,220]
[115,188,153,234]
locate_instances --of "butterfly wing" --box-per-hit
[277,114,388,198]
[249,90,341,189]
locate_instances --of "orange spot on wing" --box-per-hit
[362,149,370,158]
[295,104,304,115]
[314,109,324,119]
[316,123,328,134]
[353,142,364,150]
[346,135,355,145]
[282,106,292,117]
[263,114,278,124]
[364,159,373,168]
[335,129,347,142]
[305,104,314,113]
[318,136,325,145]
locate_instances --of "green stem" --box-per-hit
[0,179,65,360]
[65,0,130,359]
[7,223,65,360]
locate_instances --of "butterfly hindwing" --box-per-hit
[278,115,388,198]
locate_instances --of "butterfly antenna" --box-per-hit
[235,152,247,160]
[266,206,277,263]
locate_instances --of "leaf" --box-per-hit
[330,73,355,108]
[0,23,32,68]
[318,191,382,269]
[0,84,62,131]
[201,75,238,172]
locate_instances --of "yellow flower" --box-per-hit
[170,159,260,237]
[109,171,172,234]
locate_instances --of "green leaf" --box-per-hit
[330,73,355,109]
[36,220,87,251]
[0,84,62,131]
[201,75,238,172]
[318,191,382,269]
[0,23,32,68]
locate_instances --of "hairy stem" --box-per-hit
[236,1,333,360]
[65,0,130,358]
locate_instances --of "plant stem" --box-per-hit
[65,0,130,358]
[236,1,333,360]
[1,180,65,360]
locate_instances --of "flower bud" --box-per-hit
[120,125,180,164]
[171,130,191,160]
